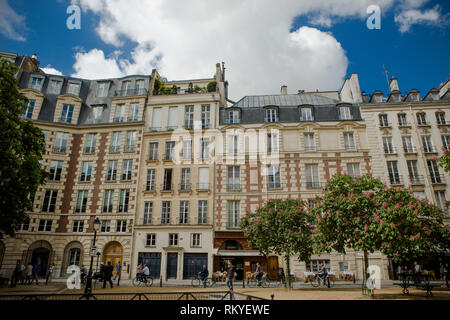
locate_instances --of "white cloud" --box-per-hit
[72,49,123,79]
[41,65,63,76]
[395,5,444,33]
[0,0,26,41]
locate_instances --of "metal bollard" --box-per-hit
[160,277,162,287]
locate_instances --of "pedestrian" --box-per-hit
[99,262,105,282]
[255,262,263,286]
[20,263,26,284]
[10,260,21,287]
[396,265,403,280]
[114,261,122,286]
[440,264,445,281]
[45,264,55,285]
[413,261,421,284]
[25,263,33,285]
[31,262,40,285]
[103,261,113,289]
[226,261,234,291]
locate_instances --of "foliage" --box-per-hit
[207,81,217,92]
[0,60,47,238]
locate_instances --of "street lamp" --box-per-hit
[84,217,101,297]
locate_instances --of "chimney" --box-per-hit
[281,85,287,95]
[389,77,399,93]
[31,53,40,68]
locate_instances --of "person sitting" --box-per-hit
[318,263,328,286]
[198,265,209,287]
[142,264,150,282]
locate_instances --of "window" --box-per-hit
[43,130,50,143]
[228,201,240,228]
[306,165,320,189]
[191,234,201,247]
[306,260,330,273]
[161,201,171,225]
[59,105,74,123]
[402,136,415,153]
[42,190,58,212]
[228,135,239,155]
[268,166,281,189]
[165,141,175,160]
[339,262,349,272]
[398,113,408,126]
[181,168,191,190]
[100,220,111,233]
[49,161,63,181]
[121,80,131,95]
[304,133,315,151]
[110,132,122,153]
[92,106,103,120]
[75,190,88,213]
[48,79,63,94]
[67,82,80,95]
[72,221,84,233]
[182,140,192,160]
[118,189,130,213]
[22,100,35,119]
[308,200,316,209]
[128,103,139,122]
[179,201,189,224]
[344,133,355,150]
[114,105,125,123]
[136,80,145,94]
[387,161,401,184]
[80,161,93,182]
[442,135,450,151]
[383,137,395,154]
[146,234,156,246]
[149,142,158,160]
[106,160,118,181]
[125,131,136,152]
[151,107,162,130]
[407,160,422,184]
[167,106,178,130]
[198,168,209,190]
[422,136,434,153]
[184,106,194,129]
[228,166,240,190]
[30,77,43,90]
[201,105,210,129]
[417,113,427,125]
[436,112,446,125]
[427,160,441,183]
[198,200,208,224]
[435,191,447,212]
[228,110,240,124]
[97,82,109,97]
[116,220,127,233]
[145,169,156,191]
[143,202,153,225]
[84,133,97,154]
[347,163,360,177]
[103,190,114,213]
[200,138,209,159]
[339,106,352,120]
[300,108,313,121]
[68,248,81,266]
[163,169,173,191]
[265,108,277,122]
[38,220,52,232]
[53,132,69,153]
[268,133,279,153]
[379,114,389,127]
[169,234,178,247]
[19,219,30,231]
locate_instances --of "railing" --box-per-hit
[384,146,397,154]
[124,145,135,152]
[227,183,241,191]
[306,181,321,189]
[437,120,448,125]
[163,153,174,161]
[267,182,282,189]
[304,146,316,152]
[417,121,430,126]
[114,88,148,97]
[110,145,121,153]
[388,175,403,185]
[197,183,210,191]
[161,184,173,192]
[409,175,425,185]
[403,146,417,154]
[145,183,155,192]
[398,122,411,127]
[179,183,191,191]
[379,122,391,128]
[84,147,95,154]
[430,175,445,184]
[423,146,437,153]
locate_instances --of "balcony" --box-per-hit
[84,147,95,154]
[267,182,282,190]
[179,183,191,192]
[388,175,403,186]
[144,183,155,192]
[306,181,321,189]
[384,146,397,155]
[379,122,391,128]
[53,146,67,153]
[403,146,417,154]
[110,145,121,153]
[163,153,174,161]
[161,183,173,192]
[114,88,147,97]
[142,217,152,225]
[417,121,431,127]
[124,145,135,153]
[102,206,113,213]
[398,122,411,127]
[197,183,210,192]
[437,120,449,126]
[423,146,437,154]
[430,175,445,184]
[226,183,241,191]
[409,175,425,185]
[304,146,316,152]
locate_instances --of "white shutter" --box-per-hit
[198,168,209,189]
[152,108,162,129]
[168,107,178,128]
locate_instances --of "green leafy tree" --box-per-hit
[436,146,450,173]
[0,60,47,238]
[240,199,315,288]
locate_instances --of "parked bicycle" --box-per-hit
[132,273,153,287]
[191,274,215,288]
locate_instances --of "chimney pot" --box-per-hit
[281,85,287,95]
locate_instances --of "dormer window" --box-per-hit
[67,81,81,96]
[48,78,63,95]
[339,106,352,120]
[379,114,389,127]
[97,82,109,97]
[300,107,313,121]
[265,108,278,122]
[136,79,145,95]
[228,110,240,124]
[92,106,104,120]
[121,80,131,95]
[60,105,74,123]
[29,76,44,91]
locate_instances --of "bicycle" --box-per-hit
[247,273,271,288]
[307,273,335,288]
[191,274,215,288]
[132,273,153,287]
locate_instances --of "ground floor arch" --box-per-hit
[24,240,54,276]
[61,241,84,274]
[102,241,123,275]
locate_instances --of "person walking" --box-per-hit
[25,263,33,285]
[226,261,234,291]
[99,262,105,282]
[20,263,26,284]
[10,261,21,287]
[45,264,55,285]
[413,261,422,284]
[114,261,122,286]
[31,262,40,285]
[102,261,113,289]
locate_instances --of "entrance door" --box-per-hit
[268,256,279,279]
[166,253,178,279]
[102,242,124,275]
[31,248,50,276]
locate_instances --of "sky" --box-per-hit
[0,0,449,101]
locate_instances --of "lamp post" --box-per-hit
[84,217,101,297]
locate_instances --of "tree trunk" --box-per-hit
[285,255,291,289]
[362,250,369,296]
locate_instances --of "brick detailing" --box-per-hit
[286,159,291,190]
[89,132,107,217]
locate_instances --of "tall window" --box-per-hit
[110,132,122,153]
[106,160,118,181]
[306,165,320,188]
[167,106,178,130]
[48,79,62,94]
[60,105,74,123]
[200,138,209,159]
[80,161,93,182]
[407,160,421,184]
[383,137,395,154]
[427,160,441,183]
[304,133,315,151]
[116,220,127,233]
[181,140,192,160]
[198,200,208,224]
[143,202,153,225]
[75,190,88,213]
[417,113,427,125]
[53,132,69,153]
[72,221,84,233]
[422,135,434,153]
[379,114,389,127]
[346,163,360,177]
[38,220,53,232]
[84,133,97,154]
[100,221,111,233]
[161,201,171,225]
[169,234,178,246]
[146,169,156,191]
[265,109,277,122]
[339,106,352,120]
[344,133,356,150]
[42,190,58,212]
[442,135,450,151]
[184,106,194,129]
[22,100,35,119]
[118,189,130,213]
[228,135,239,155]
[128,103,139,121]
[179,201,189,224]
[435,191,447,212]
[201,105,211,129]
[436,112,446,125]
[114,105,125,123]
[402,136,415,153]
[228,201,240,228]
[151,107,162,131]
[121,160,133,181]
[136,80,145,94]
[49,161,63,181]
[300,108,313,121]
[165,141,175,160]
[228,166,240,190]
[121,80,131,95]
[198,168,209,190]
[149,142,158,160]
[163,169,173,191]
[268,133,279,153]
[97,82,109,97]
[103,190,114,213]
[228,110,240,124]
[387,161,401,184]
[191,234,201,247]
[398,113,408,126]
[125,131,136,152]
[268,166,281,189]
[181,168,191,190]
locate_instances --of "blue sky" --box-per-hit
[0,0,449,100]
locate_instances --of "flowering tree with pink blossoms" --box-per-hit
[240,199,315,288]
[436,146,450,173]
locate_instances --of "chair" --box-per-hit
[221,271,227,282]
[245,271,252,282]
[214,271,220,282]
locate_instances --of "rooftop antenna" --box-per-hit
[382,64,390,91]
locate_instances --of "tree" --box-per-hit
[436,146,450,173]
[240,199,315,288]
[0,60,47,238]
